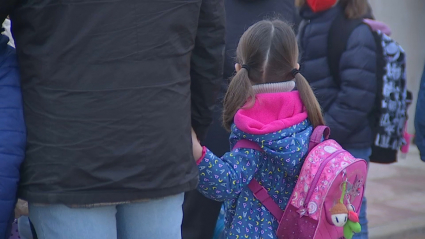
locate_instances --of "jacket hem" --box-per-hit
[18,177,198,205]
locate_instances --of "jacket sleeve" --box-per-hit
[197,148,262,201]
[190,0,225,140]
[415,66,425,162]
[0,40,26,238]
[325,24,377,144]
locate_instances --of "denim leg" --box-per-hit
[353,196,368,239]
[18,216,34,239]
[116,193,184,239]
[29,204,117,239]
[346,147,371,239]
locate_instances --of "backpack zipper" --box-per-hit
[303,149,346,212]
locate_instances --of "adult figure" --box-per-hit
[297,0,377,238]
[3,0,225,238]
[182,1,299,238]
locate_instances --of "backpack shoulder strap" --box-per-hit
[234,125,330,221]
[233,139,262,151]
[328,12,364,86]
[233,140,284,221]
[308,125,330,151]
[248,179,284,221]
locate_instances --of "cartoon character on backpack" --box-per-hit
[329,182,361,239]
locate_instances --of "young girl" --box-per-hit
[191,20,324,239]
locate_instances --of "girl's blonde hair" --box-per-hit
[295,0,368,19]
[222,20,324,131]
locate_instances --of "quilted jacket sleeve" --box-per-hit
[325,24,377,145]
[197,148,262,201]
[0,35,26,238]
[190,0,225,140]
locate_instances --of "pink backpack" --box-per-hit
[234,126,368,239]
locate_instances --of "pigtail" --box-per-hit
[222,68,255,131]
[294,73,325,127]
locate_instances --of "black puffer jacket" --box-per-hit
[298,5,377,149]
[9,0,225,205]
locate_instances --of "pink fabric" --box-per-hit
[364,19,392,36]
[233,140,262,151]
[196,146,207,165]
[308,126,330,151]
[282,139,367,238]
[401,122,413,154]
[277,204,318,239]
[290,140,367,220]
[234,91,308,135]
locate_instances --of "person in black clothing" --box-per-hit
[182,1,299,238]
[2,0,225,238]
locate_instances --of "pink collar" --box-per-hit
[234,91,308,135]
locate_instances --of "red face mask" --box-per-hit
[307,0,338,12]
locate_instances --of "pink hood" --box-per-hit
[234,91,308,135]
[364,19,392,36]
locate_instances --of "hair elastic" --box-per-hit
[291,69,300,77]
[241,64,251,71]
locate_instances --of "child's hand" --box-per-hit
[14,199,29,218]
[191,128,203,160]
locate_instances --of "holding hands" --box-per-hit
[191,128,204,161]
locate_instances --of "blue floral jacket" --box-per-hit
[197,120,312,239]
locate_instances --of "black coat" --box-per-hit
[298,5,377,149]
[8,0,225,204]
[0,0,15,23]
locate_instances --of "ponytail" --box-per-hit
[294,73,325,127]
[222,68,255,131]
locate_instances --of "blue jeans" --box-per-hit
[346,147,371,239]
[18,216,34,239]
[29,193,184,239]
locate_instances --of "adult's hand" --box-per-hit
[14,199,29,219]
